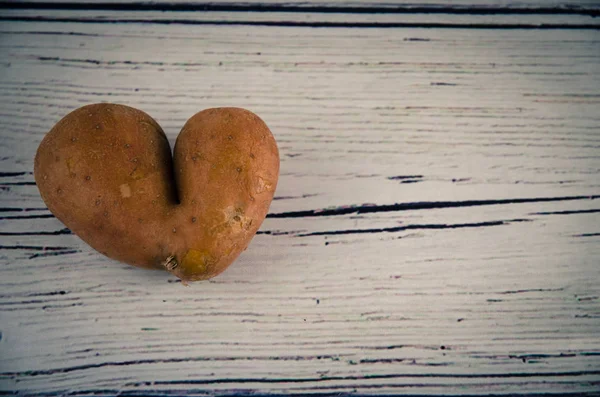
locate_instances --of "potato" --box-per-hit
[34,104,279,282]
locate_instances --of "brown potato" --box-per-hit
[34,104,279,282]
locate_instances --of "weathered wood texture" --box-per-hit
[0,2,599,396]
[4,0,600,6]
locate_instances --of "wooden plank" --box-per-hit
[2,2,599,29]
[2,9,599,28]
[4,0,600,8]
[0,12,599,397]
[2,1,599,29]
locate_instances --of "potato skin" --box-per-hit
[34,104,279,281]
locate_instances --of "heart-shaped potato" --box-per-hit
[34,104,279,282]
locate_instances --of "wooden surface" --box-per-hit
[1,1,600,396]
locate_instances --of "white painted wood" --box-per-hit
[2,9,598,27]
[7,0,600,7]
[0,5,599,396]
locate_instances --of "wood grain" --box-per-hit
[0,3,599,396]
[4,0,600,8]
